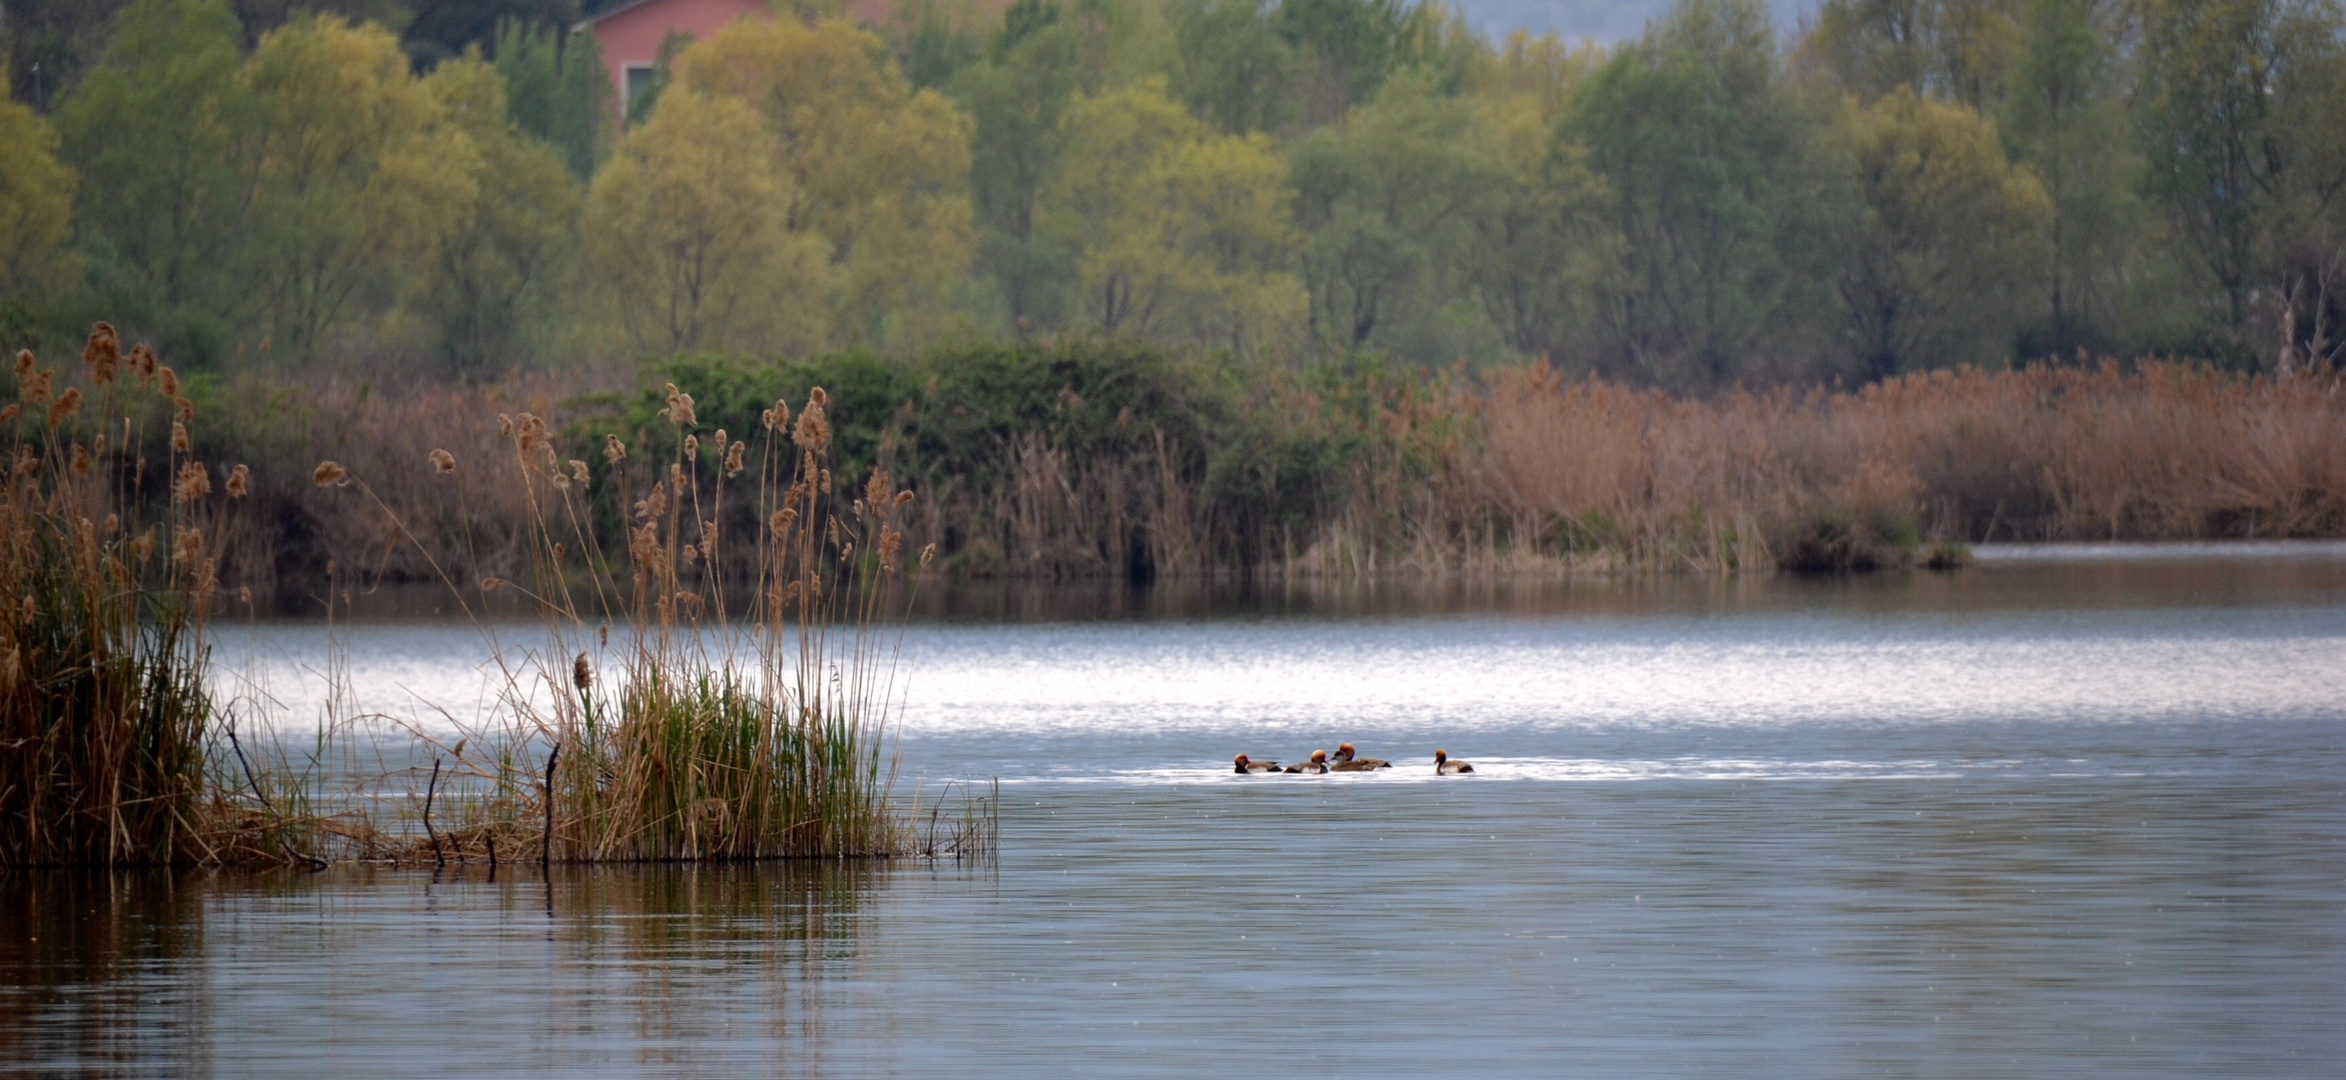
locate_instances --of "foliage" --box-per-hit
[0,88,79,309]
[492,18,610,181]
[581,89,827,354]
[1836,87,2052,378]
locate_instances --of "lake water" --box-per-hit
[6,547,2345,1076]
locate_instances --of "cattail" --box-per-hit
[171,526,203,566]
[172,460,212,502]
[604,433,626,465]
[723,441,744,477]
[820,468,831,494]
[569,460,589,488]
[430,449,456,474]
[664,384,696,426]
[682,543,698,565]
[864,469,890,509]
[920,542,937,567]
[810,386,828,409]
[828,517,842,547]
[11,349,30,379]
[573,652,592,691]
[92,433,104,455]
[769,508,795,534]
[130,343,157,384]
[712,429,727,453]
[157,365,179,396]
[515,413,549,457]
[550,470,571,490]
[879,527,904,571]
[764,398,790,431]
[226,464,250,498]
[102,513,119,534]
[668,462,684,491]
[83,323,121,386]
[48,387,80,426]
[131,529,155,562]
[793,401,830,452]
[683,433,698,458]
[895,489,914,507]
[313,460,349,487]
[20,369,49,407]
[0,404,17,425]
[481,577,503,592]
[70,443,91,476]
[174,396,192,423]
[171,421,190,454]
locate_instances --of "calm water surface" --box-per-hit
[6,548,2344,1076]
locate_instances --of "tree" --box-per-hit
[1997,0,2137,354]
[413,56,579,373]
[1166,0,1297,134]
[492,18,610,181]
[678,18,977,347]
[232,15,462,355]
[1803,0,2024,111]
[0,90,77,306]
[582,89,827,353]
[405,0,575,67]
[1837,88,2050,378]
[2134,0,2346,358]
[1291,69,1500,349]
[952,6,1085,329]
[54,0,245,349]
[1040,79,1305,351]
[1563,0,1847,387]
[1456,92,1616,359]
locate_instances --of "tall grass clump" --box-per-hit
[1,327,245,866]
[327,382,946,862]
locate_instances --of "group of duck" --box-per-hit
[1233,743,1474,776]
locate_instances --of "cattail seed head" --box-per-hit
[70,443,91,475]
[0,404,17,425]
[793,402,830,451]
[481,577,502,592]
[226,464,250,498]
[894,489,914,506]
[12,349,30,379]
[173,396,192,424]
[172,460,212,502]
[764,398,789,431]
[515,413,549,457]
[665,387,697,426]
[573,653,592,691]
[569,460,590,488]
[809,386,827,410]
[683,433,698,458]
[20,369,49,407]
[551,470,571,490]
[171,421,190,454]
[604,434,626,465]
[84,324,121,386]
[430,449,456,474]
[102,513,119,534]
[130,344,157,384]
[157,366,179,397]
[712,429,727,452]
[312,460,349,487]
[920,542,936,567]
[723,441,744,477]
[769,508,795,535]
[48,387,81,426]
[864,469,890,509]
[131,530,154,562]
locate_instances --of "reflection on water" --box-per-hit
[6,548,2345,1076]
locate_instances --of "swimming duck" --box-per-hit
[1434,749,1474,775]
[1233,754,1282,774]
[1285,750,1330,774]
[1328,743,1390,771]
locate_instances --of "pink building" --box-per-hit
[579,0,918,120]
[580,0,772,121]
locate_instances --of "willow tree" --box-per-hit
[1040,80,1306,353]
[678,18,976,348]
[582,89,827,354]
[1838,88,2051,378]
[0,91,78,311]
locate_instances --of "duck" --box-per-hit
[1328,743,1390,771]
[1285,750,1330,774]
[1434,749,1474,775]
[1233,754,1282,774]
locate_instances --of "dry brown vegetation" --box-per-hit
[158,354,2346,594]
